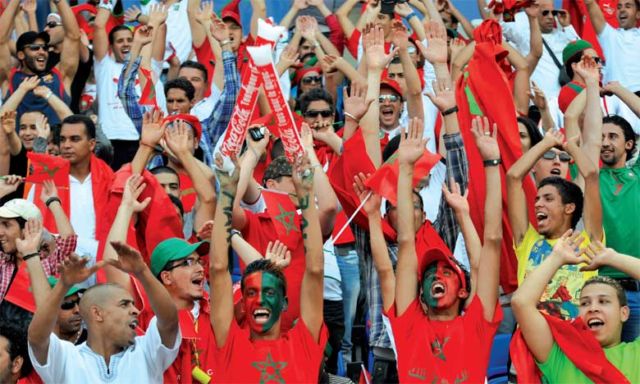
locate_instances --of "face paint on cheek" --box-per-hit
[421,265,439,308]
[421,262,459,309]
[243,272,286,333]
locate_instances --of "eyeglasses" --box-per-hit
[542,9,567,16]
[582,56,603,65]
[379,94,400,103]
[303,109,333,118]
[301,76,322,85]
[25,44,49,52]
[60,298,81,310]
[163,256,204,272]
[542,150,572,162]
[46,21,62,28]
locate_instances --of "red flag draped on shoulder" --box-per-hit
[4,263,36,312]
[455,20,536,294]
[261,189,301,250]
[139,67,157,107]
[26,152,70,187]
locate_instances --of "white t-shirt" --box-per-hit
[191,84,221,123]
[142,0,192,65]
[598,24,640,92]
[28,317,181,384]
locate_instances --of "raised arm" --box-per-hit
[584,0,606,34]
[0,76,40,116]
[294,153,324,341]
[188,0,207,48]
[249,0,266,38]
[335,0,359,39]
[280,0,304,28]
[39,181,74,237]
[93,3,112,61]
[17,219,51,309]
[0,111,22,157]
[524,2,543,73]
[502,42,531,116]
[573,58,604,167]
[444,0,475,39]
[341,82,373,141]
[531,82,556,132]
[395,118,428,315]
[131,110,167,175]
[56,0,81,90]
[604,81,640,118]
[0,0,20,83]
[511,230,585,363]
[391,20,424,120]
[582,242,640,280]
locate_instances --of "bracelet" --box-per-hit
[139,141,157,151]
[45,92,53,101]
[442,106,459,116]
[45,197,61,208]
[230,229,242,239]
[405,11,419,20]
[483,159,502,167]
[22,252,40,262]
[344,111,359,122]
[135,12,142,22]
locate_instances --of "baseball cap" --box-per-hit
[47,276,84,298]
[0,199,42,221]
[163,113,203,141]
[221,0,242,27]
[262,156,293,184]
[16,31,51,53]
[150,237,208,276]
[418,247,469,292]
[562,39,593,65]
[380,77,404,100]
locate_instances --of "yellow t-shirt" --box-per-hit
[516,224,598,320]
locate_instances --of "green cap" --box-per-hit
[150,238,208,276]
[562,40,593,65]
[47,276,83,298]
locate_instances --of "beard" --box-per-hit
[24,55,47,75]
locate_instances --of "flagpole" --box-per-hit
[329,191,372,245]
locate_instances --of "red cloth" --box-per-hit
[212,319,328,382]
[261,190,301,251]
[325,14,345,55]
[193,37,252,93]
[386,296,502,383]
[3,263,36,312]
[179,172,197,214]
[17,370,43,384]
[25,152,69,187]
[510,313,630,383]
[71,3,122,41]
[455,20,537,294]
[563,0,619,58]
[138,67,157,107]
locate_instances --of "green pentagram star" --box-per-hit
[274,203,299,235]
[251,352,287,383]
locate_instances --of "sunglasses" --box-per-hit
[60,298,81,310]
[379,94,400,103]
[301,76,322,85]
[164,256,203,272]
[542,9,567,16]
[25,44,49,52]
[46,21,62,28]
[542,150,572,162]
[303,109,333,118]
[582,56,603,65]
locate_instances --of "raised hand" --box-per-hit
[265,240,292,268]
[133,25,154,46]
[353,172,381,215]
[300,122,314,149]
[39,180,59,205]
[557,9,571,27]
[293,0,308,10]
[214,153,241,194]
[0,175,24,197]
[147,4,168,27]
[562,134,581,153]
[121,174,152,213]
[196,220,214,240]
[442,177,469,215]
[394,1,413,17]
[580,241,617,271]
[279,45,301,71]
[530,82,548,110]
[108,241,148,275]
[21,0,37,14]
[417,21,448,65]
[16,218,43,256]
[1,111,17,135]
[298,16,319,43]
[164,119,193,159]
[470,116,500,161]
[194,1,214,25]
[292,152,314,195]
[602,81,624,96]
[574,56,600,84]
[211,16,231,42]
[246,125,270,158]
[449,37,466,62]
[141,109,166,147]
[320,55,339,74]
[398,117,427,166]
[59,253,106,286]
[18,76,40,93]
[550,230,585,265]
[124,4,142,23]
[425,77,456,112]
[524,0,540,18]
[35,114,50,140]
[390,20,409,51]
[542,129,565,148]
[363,23,397,71]
[306,0,325,7]
[343,82,372,122]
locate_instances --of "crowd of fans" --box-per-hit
[0,0,638,382]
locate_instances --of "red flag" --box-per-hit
[261,189,301,250]
[139,67,157,107]
[359,364,372,384]
[26,152,70,187]
[3,263,36,312]
[364,149,441,207]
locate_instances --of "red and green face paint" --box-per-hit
[421,261,463,310]
[242,272,286,333]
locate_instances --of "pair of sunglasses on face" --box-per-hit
[379,94,400,103]
[301,76,322,85]
[46,21,62,29]
[60,297,81,310]
[542,9,567,16]
[25,44,49,52]
[303,109,333,118]
[542,150,572,162]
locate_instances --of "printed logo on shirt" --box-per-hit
[407,367,427,381]
[430,336,450,361]
[251,352,287,384]
[274,204,299,235]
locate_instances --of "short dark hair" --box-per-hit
[270,138,285,160]
[538,176,584,229]
[298,88,334,115]
[61,114,96,140]
[582,276,627,306]
[603,115,637,160]
[179,61,208,84]
[241,259,287,296]
[15,217,27,230]
[517,116,543,149]
[0,320,33,378]
[150,166,179,178]
[108,25,132,45]
[164,78,195,101]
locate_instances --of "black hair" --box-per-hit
[108,25,131,45]
[538,176,584,229]
[603,115,637,160]
[61,114,96,140]
[150,166,180,178]
[270,138,285,160]
[179,61,208,84]
[15,217,27,230]
[0,318,33,378]
[298,88,334,115]
[241,259,287,296]
[565,51,584,79]
[582,276,628,306]
[384,190,424,213]
[169,194,184,217]
[517,116,543,150]
[164,78,195,101]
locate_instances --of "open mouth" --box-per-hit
[588,318,605,330]
[381,107,394,118]
[252,308,271,324]
[549,167,562,176]
[36,57,47,64]
[430,282,446,299]
[191,276,204,288]
[536,212,548,226]
[129,319,138,330]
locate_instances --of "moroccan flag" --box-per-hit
[3,263,36,312]
[26,152,70,187]
[139,67,157,107]
[365,150,441,207]
[455,20,537,294]
[261,189,301,250]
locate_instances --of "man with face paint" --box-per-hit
[210,153,328,382]
[512,235,640,382]
[384,116,504,383]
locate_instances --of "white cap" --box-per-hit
[0,199,42,221]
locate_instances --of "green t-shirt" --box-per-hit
[599,161,640,278]
[537,339,640,383]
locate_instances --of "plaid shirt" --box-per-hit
[354,132,468,348]
[200,49,240,166]
[117,56,147,134]
[0,235,78,302]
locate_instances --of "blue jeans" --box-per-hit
[336,245,360,365]
[622,289,640,342]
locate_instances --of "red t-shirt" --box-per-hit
[212,318,328,383]
[241,210,304,332]
[386,296,502,383]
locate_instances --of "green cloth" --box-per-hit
[538,339,640,383]
[599,161,640,278]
